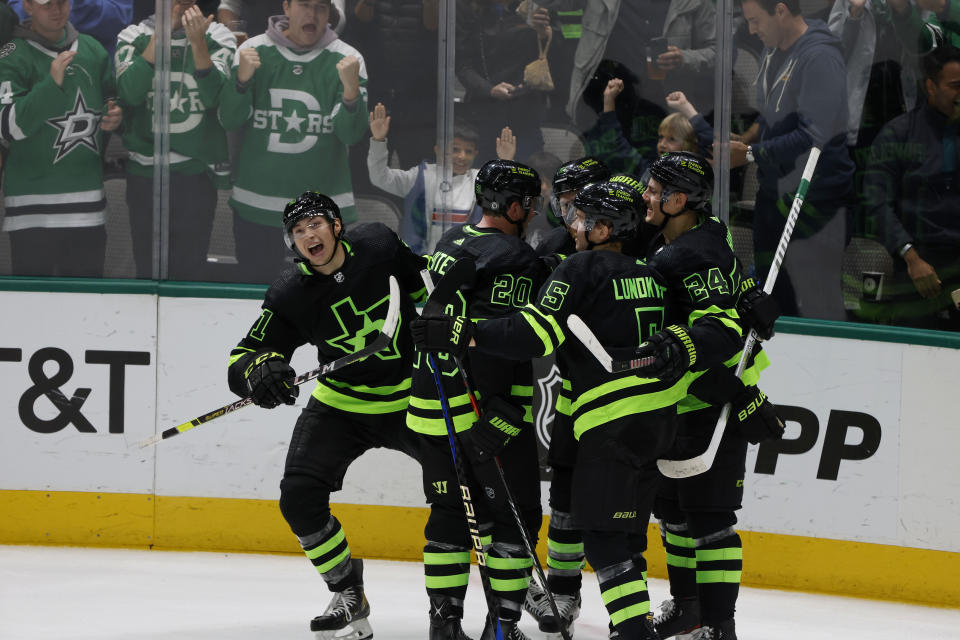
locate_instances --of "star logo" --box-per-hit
[46,90,100,163]
[284,108,305,133]
[326,294,401,360]
[171,90,188,113]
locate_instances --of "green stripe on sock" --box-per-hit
[609,601,651,626]
[304,528,345,560]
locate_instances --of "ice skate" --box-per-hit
[310,560,372,640]
[522,580,547,624]
[689,619,736,640]
[653,597,701,638]
[429,595,474,640]
[537,592,581,638]
[480,616,531,640]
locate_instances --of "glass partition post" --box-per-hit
[151,0,172,280]
[713,0,734,224]
[436,0,456,233]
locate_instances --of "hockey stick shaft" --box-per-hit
[427,353,504,640]
[421,264,504,639]
[139,275,402,448]
[566,314,656,373]
[455,358,572,640]
[657,147,822,479]
[422,267,571,640]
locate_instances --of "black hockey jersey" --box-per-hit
[228,223,427,414]
[406,224,552,436]
[473,250,691,440]
[647,216,770,413]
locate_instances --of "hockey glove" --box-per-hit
[461,396,524,463]
[411,314,473,359]
[633,325,696,382]
[245,353,299,409]
[732,384,785,444]
[738,280,780,341]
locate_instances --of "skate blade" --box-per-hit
[542,620,575,639]
[314,617,373,640]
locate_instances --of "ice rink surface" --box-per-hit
[1,545,958,639]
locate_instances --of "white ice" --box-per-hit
[1,545,958,639]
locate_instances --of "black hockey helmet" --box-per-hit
[474,159,542,215]
[552,156,611,195]
[282,191,343,258]
[648,151,713,214]
[573,180,644,242]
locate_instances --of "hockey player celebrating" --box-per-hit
[637,152,783,640]
[406,159,551,640]
[415,180,695,639]
[534,156,611,257]
[226,192,427,640]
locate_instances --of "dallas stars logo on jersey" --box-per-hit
[46,90,101,162]
[326,293,401,360]
[252,88,336,154]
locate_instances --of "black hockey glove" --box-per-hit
[738,280,780,341]
[633,325,696,382]
[732,384,785,444]
[461,396,524,463]
[245,353,299,409]
[411,314,473,359]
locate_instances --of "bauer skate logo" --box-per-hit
[1,346,150,434]
[47,91,101,162]
[432,480,448,495]
[612,511,637,519]
[326,294,400,360]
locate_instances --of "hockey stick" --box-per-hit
[421,259,505,640]
[138,275,402,448]
[565,314,656,373]
[422,267,573,640]
[656,147,823,479]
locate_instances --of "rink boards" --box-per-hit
[0,284,958,607]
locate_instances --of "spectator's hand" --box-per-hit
[665,91,697,119]
[904,249,942,298]
[725,140,750,168]
[529,7,551,38]
[887,0,910,14]
[236,48,261,83]
[337,55,361,101]
[496,126,516,160]
[49,51,76,87]
[369,102,390,141]
[100,100,123,132]
[657,46,684,72]
[603,78,623,113]
[354,0,374,22]
[915,0,946,13]
[848,0,868,18]
[490,82,515,100]
[182,5,213,47]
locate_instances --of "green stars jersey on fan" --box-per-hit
[0,34,113,231]
[115,21,235,183]
[219,34,369,226]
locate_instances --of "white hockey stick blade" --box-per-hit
[566,314,613,373]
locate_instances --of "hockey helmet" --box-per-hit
[648,152,713,213]
[474,159,542,214]
[282,191,342,253]
[552,157,611,195]
[573,180,644,242]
